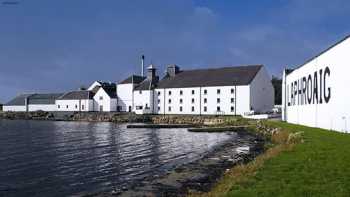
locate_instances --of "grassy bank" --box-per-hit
[192,121,350,196]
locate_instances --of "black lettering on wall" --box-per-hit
[294,81,298,106]
[302,77,307,105]
[313,71,318,104]
[307,75,312,104]
[319,69,323,104]
[324,66,331,103]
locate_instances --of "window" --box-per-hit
[192,90,195,95]
[158,91,161,96]
[136,106,143,110]
[217,98,220,103]
[66,105,68,109]
[158,106,160,111]
[180,90,183,95]
[82,105,85,110]
[168,99,171,104]
[217,106,221,111]
[75,105,78,109]
[217,89,221,94]
[180,106,183,112]
[191,98,195,103]
[168,91,172,95]
[168,106,171,112]
[191,106,195,112]
[99,96,103,100]
[231,98,234,103]
[204,89,207,94]
[145,103,149,109]
[158,99,160,103]
[231,106,234,112]
[231,88,234,94]
[58,105,60,109]
[180,99,183,104]
[204,106,207,112]
[139,90,142,94]
[204,98,207,103]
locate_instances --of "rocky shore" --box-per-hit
[91,130,265,197]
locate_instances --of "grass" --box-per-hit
[191,121,350,197]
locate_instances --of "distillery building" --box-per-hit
[282,34,350,132]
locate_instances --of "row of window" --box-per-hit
[57,105,85,110]
[159,106,235,112]
[159,98,235,104]
[158,88,235,96]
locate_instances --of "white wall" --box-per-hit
[3,106,26,112]
[250,66,274,113]
[283,36,350,132]
[133,90,155,114]
[88,81,101,90]
[56,99,93,112]
[28,104,57,112]
[93,89,117,112]
[117,83,134,112]
[154,85,251,115]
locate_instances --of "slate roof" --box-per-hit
[5,93,63,106]
[134,78,158,91]
[57,91,94,100]
[100,85,117,98]
[156,65,263,89]
[119,75,146,84]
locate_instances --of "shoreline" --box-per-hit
[90,130,265,197]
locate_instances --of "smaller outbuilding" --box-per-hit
[56,90,94,112]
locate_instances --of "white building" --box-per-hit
[282,35,350,132]
[116,75,145,112]
[56,90,94,112]
[132,64,274,115]
[3,93,63,112]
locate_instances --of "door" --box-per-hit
[100,105,103,112]
[128,106,131,112]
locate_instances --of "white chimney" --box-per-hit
[141,55,145,77]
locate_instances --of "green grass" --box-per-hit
[226,121,350,197]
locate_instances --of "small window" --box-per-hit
[82,105,85,110]
[66,105,68,109]
[180,90,183,95]
[158,99,160,103]
[191,106,195,112]
[180,99,183,104]
[75,105,78,109]
[204,89,207,94]
[217,89,220,94]
[180,106,183,112]
[168,106,171,112]
[139,90,142,94]
[217,98,220,103]
[231,98,234,103]
[99,96,103,100]
[158,106,160,111]
[168,91,172,95]
[192,90,195,95]
[168,99,171,104]
[145,103,148,108]
[204,98,207,103]
[158,91,161,96]
[231,106,234,112]
[136,106,143,110]
[191,98,195,103]
[58,105,60,109]
[231,88,234,94]
[204,106,207,112]
[217,106,221,111]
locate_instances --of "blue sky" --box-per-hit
[0,0,349,103]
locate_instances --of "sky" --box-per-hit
[0,0,349,103]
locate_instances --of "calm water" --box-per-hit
[0,120,234,197]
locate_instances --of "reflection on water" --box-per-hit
[0,120,233,197]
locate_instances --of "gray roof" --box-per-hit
[5,93,63,106]
[119,75,146,84]
[156,65,262,89]
[134,79,158,91]
[100,85,117,98]
[58,91,94,100]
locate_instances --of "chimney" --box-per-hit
[141,55,145,77]
[147,64,157,81]
[167,65,180,77]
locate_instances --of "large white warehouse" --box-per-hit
[282,35,350,132]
